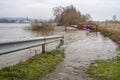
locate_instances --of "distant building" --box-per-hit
[0,17,32,23]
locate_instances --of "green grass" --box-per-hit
[87,56,120,80]
[0,50,64,80]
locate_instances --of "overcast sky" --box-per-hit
[0,0,120,21]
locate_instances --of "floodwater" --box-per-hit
[0,24,118,80]
[42,30,118,80]
[0,23,54,39]
[0,23,31,39]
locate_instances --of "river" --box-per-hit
[0,23,32,39]
[0,23,63,40]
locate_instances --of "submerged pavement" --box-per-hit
[42,30,118,80]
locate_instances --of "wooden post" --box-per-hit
[42,44,45,53]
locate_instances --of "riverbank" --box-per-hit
[0,50,64,80]
[99,23,120,45]
[87,23,120,80]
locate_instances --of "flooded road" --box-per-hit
[42,30,118,80]
[0,24,118,79]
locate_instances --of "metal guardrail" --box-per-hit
[0,35,64,55]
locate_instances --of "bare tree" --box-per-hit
[53,6,63,25]
[53,5,92,25]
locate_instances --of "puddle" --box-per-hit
[42,30,118,80]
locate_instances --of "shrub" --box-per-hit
[30,20,55,31]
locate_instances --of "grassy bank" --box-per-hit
[0,50,64,80]
[99,23,120,45]
[87,56,120,80]
[87,23,120,80]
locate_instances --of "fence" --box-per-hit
[0,35,64,55]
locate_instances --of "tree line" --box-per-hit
[53,5,92,25]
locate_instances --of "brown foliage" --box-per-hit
[30,20,55,31]
[99,23,120,45]
[53,5,92,25]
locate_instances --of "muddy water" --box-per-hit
[42,30,118,80]
[0,23,31,39]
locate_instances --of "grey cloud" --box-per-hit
[0,0,120,21]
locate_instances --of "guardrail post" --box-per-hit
[42,44,45,53]
[57,36,64,48]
